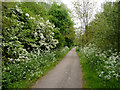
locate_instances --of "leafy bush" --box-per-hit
[2,2,58,64]
[81,2,120,51]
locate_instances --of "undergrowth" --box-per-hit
[2,46,71,88]
[76,44,120,88]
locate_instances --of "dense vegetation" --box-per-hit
[48,3,75,47]
[1,1,119,88]
[77,44,119,88]
[76,2,120,88]
[77,2,120,52]
[2,2,75,88]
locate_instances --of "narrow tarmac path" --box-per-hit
[33,47,82,88]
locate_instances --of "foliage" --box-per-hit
[2,2,73,88]
[77,44,120,88]
[2,2,58,63]
[75,2,120,88]
[17,2,50,19]
[2,47,70,88]
[48,2,75,47]
[81,2,120,52]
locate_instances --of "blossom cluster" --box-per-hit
[2,4,64,88]
[79,43,119,81]
[2,47,69,88]
[2,5,59,63]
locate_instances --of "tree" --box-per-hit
[72,0,96,47]
[48,2,75,47]
[84,2,120,52]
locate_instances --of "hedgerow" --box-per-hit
[2,2,71,88]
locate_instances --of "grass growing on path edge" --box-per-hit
[30,47,73,88]
[76,48,120,88]
[76,49,105,88]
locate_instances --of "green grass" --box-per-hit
[4,47,71,88]
[77,49,108,88]
[76,48,120,88]
[81,64,104,88]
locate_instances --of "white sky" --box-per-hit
[61,0,105,30]
[61,0,116,9]
[62,0,102,9]
[61,0,117,32]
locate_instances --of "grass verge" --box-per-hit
[76,50,102,88]
[76,48,120,88]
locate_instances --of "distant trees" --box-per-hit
[74,1,120,52]
[83,2,120,52]
[48,2,75,47]
[72,0,95,47]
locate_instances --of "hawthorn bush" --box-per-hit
[2,2,58,64]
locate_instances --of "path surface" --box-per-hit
[33,47,82,88]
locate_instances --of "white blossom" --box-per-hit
[25,13,29,17]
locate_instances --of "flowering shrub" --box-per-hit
[2,2,68,88]
[2,47,69,88]
[2,4,58,64]
[77,43,119,87]
[2,2,73,88]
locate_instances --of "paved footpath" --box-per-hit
[32,47,82,88]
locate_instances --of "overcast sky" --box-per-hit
[61,0,116,9]
[61,0,105,30]
[61,0,117,31]
[61,0,104,9]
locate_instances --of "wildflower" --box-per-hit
[99,74,101,77]
[34,32,37,36]
[30,17,35,19]
[25,13,29,17]
[46,20,50,24]
[101,71,104,74]
[9,58,13,62]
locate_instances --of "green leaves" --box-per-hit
[2,2,59,61]
[2,47,70,88]
[48,2,75,47]
[2,2,73,88]
[82,2,120,52]
[77,44,119,88]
